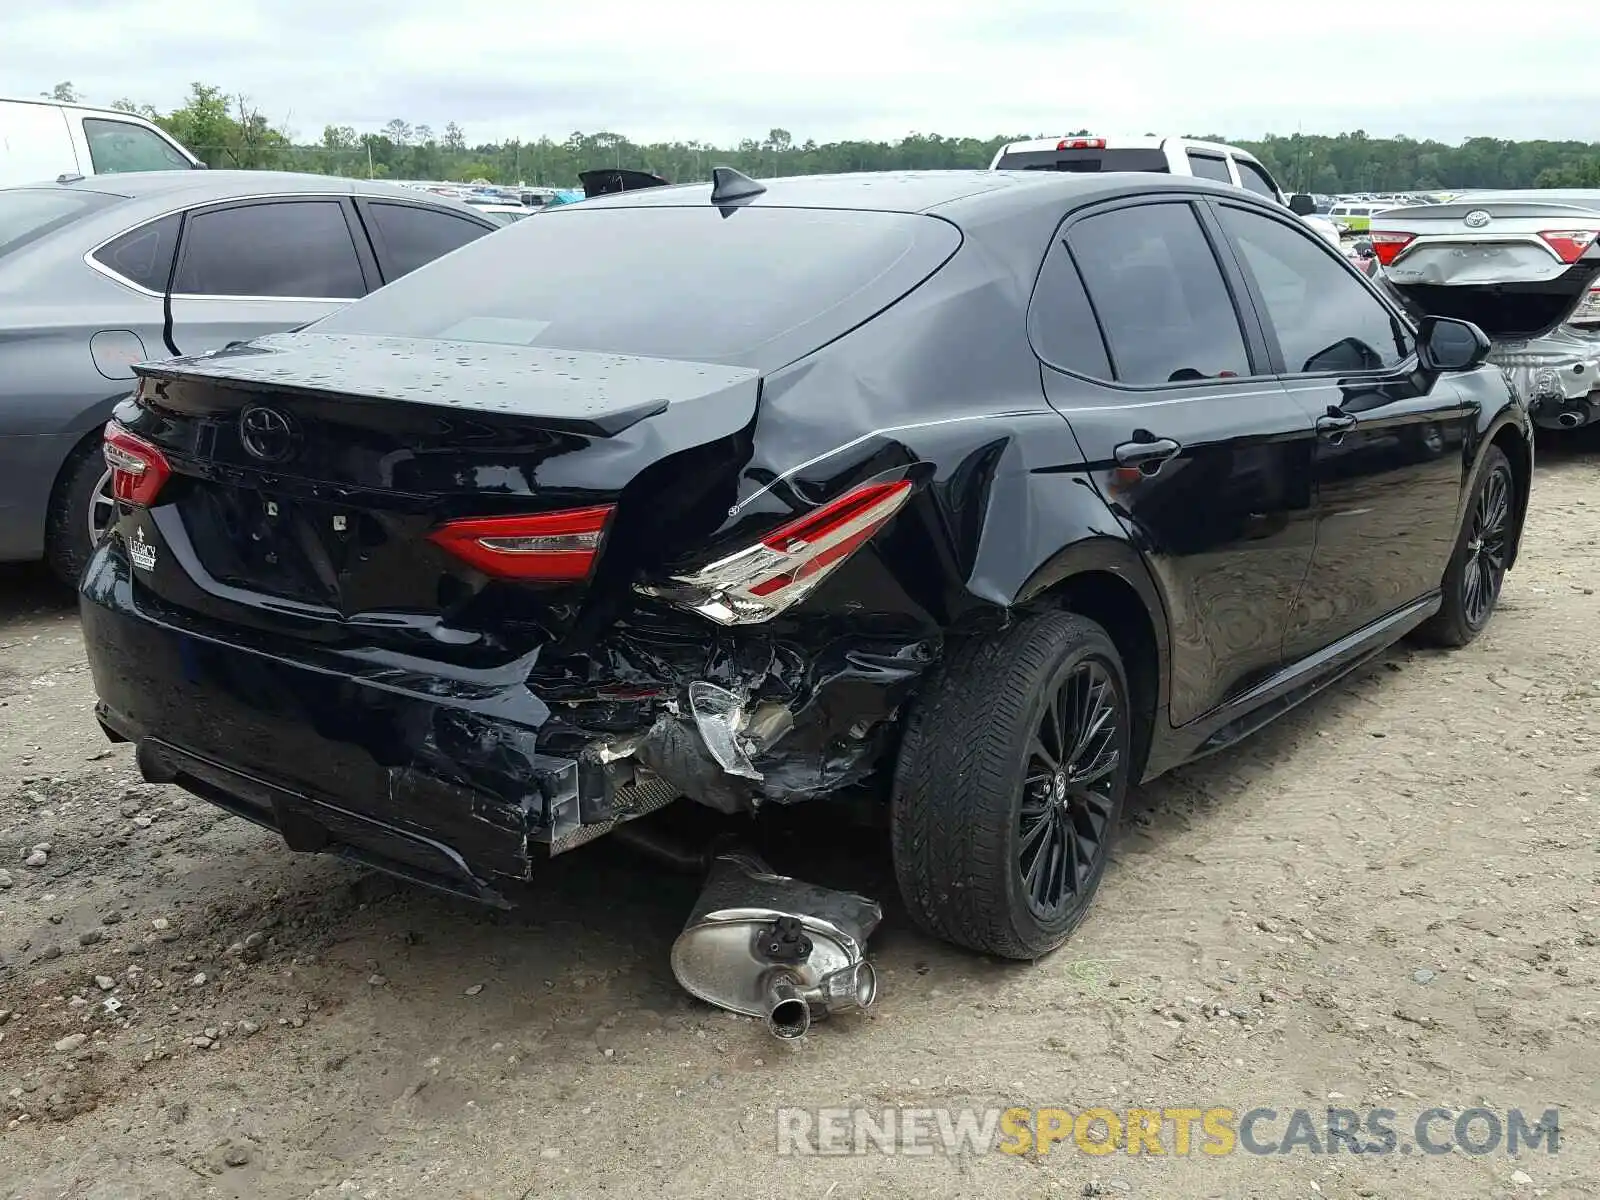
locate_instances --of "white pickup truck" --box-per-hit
[1,96,203,187]
[989,135,1343,248]
[1368,192,1600,430]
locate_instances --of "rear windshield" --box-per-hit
[994,148,1170,174]
[0,187,120,258]
[313,204,961,368]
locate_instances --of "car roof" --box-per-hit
[0,95,165,120]
[560,168,1277,222]
[996,135,1263,161]
[4,170,454,204]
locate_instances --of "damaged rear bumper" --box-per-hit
[79,545,930,903]
[1488,326,1600,428]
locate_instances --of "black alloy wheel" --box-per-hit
[1018,660,1120,919]
[1415,444,1516,648]
[1461,458,1511,629]
[891,612,1133,960]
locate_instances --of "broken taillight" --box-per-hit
[102,423,171,507]
[650,479,914,626]
[427,505,614,582]
[1538,229,1600,264]
[1367,230,1415,266]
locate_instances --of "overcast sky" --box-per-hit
[9,0,1600,147]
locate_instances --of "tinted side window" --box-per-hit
[1216,205,1413,374]
[1187,153,1233,184]
[93,213,180,291]
[83,119,192,173]
[1028,243,1112,379]
[1066,203,1250,385]
[366,202,491,280]
[173,201,365,298]
[1234,160,1280,199]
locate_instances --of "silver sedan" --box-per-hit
[0,170,500,582]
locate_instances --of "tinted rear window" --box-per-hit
[0,187,120,258]
[994,148,1170,174]
[313,205,961,367]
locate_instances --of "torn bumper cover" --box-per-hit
[80,555,934,905]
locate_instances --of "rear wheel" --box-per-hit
[44,442,114,588]
[1415,445,1514,648]
[891,612,1131,960]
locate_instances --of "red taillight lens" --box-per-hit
[102,423,171,507]
[653,479,914,626]
[1056,137,1106,150]
[427,505,614,582]
[1538,229,1600,264]
[1367,230,1415,266]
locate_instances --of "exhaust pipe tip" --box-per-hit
[852,960,879,1011]
[1557,410,1583,428]
[765,977,812,1040]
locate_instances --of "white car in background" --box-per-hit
[1,96,202,187]
[989,135,1342,247]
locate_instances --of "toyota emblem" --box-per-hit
[1463,209,1492,228]
[238,406,299,463]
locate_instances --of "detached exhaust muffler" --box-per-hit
[671,851,882,1039]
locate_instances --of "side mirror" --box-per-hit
[1354,240,1374,259]
[1287,193,1317,216]
[1418,316,1490,372]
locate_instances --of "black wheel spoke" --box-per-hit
[1018,810,1052,858]
[1072,744,1121,787]
[1460,462,1513,630]
[1068,678,1112,762]
[1016,657,1127,919]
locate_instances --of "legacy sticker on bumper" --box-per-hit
[130,527,157,573]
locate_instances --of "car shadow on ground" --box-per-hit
[0,561,74,618]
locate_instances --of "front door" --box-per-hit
[164,197,373,357]
[1207,201,1474,661]
[1032,197,1320,726]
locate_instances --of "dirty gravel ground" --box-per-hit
[1,436,1597,1200]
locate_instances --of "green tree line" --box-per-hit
[49,80,1600,192]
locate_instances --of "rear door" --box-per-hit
[354,198,496,283]
[1208,199,1472,660]
[1032,196,1320,726]
[165,197,375,356]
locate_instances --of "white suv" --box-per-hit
[990,135,1341,247]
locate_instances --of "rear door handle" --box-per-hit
[1316,412,1358,438]
[1113,437,1182,469]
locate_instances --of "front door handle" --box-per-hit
[1316,412,1358,438]
[1113,437,1182,471]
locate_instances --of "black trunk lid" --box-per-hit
[119,331,759,656]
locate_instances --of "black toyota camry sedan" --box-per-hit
[80,168,1556,961]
